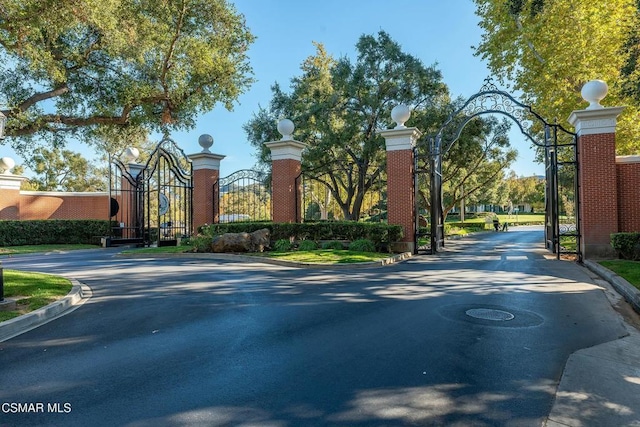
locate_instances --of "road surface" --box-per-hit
[0,226,627,426]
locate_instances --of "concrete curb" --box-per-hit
[0,279,91,342]
[584,260,640,314]
[120,251,414,269]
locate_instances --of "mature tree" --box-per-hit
[417,116,518,218]
[245,32,449,220]
[0,0,254,155]
[474,0,640,154]
[504,171,545,211]
[24,147,104,191]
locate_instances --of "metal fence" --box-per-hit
[296,166,387,222]
[213,169,271,223]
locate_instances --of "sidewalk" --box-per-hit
[545,261,640,426]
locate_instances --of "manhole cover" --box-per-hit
[465,308,515,321]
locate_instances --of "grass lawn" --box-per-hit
[0,270,73,322]
[0,244,99,256]
[448,213,546,225]
[250,249,390,264]
[122,245,391,264]
[599,260,640,290]
[124,245,190,254]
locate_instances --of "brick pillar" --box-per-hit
[568,80,624,258]
[188,134,225,232]
[264,119,306,223]
[378,105,422,253]
[0,167,26,220]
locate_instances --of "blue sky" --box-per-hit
[3,0,546,178]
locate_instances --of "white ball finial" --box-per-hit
[198,134,214,153]
[391,104,411,128]
[0,156,15,174]
[122,147,140,163]
[277,119,295,140]
[581,80,608,110]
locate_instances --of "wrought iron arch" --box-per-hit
[416,79,580,261]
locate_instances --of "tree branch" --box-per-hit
[16,85,70,111]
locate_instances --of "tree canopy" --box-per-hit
[0,0,254,155]
[245,32,449,220]
[24,147,104,191]
[245,31,517,220]
[474,0,640,154]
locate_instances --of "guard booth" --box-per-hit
[108,138,193,247]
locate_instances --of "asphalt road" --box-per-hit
[0,226,628,426]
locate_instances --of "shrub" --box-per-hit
[0,220,111,246]
[298,240,318,251]
[186,235,211,253]
[273,238,292,252]
[348,239,376,252]
[201,221,402,250]
[611,232,640,260]
[321,241,345,250]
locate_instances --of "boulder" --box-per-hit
[210,228,270,253]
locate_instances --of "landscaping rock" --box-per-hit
[210,228,270,253]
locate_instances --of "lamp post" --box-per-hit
[0,110,6,302]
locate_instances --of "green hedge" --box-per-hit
[0,220,111,246]
[611,232,640,260]
[202,221,403,250]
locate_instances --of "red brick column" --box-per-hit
[264,139,306,223]
[616,156,640,232]
[568,105,624,258]
[378,123,422,253]
[188,151,225,232]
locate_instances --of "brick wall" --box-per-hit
[616,156,640,232]
[386,149,414,245]
[271,158,301,223]
[18,192,109,220]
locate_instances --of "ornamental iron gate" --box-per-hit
[415,79,581,261]
[296,165,387,222]
[213,169,271,223]
[108,155,143,245]
[108,138,193,247]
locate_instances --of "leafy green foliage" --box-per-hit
[273,239,292,252]
[204,221,403,250]
[185,235,211,253]
[348,239,376,252]
[298,240,318,251]
[611,232,640,260]
[23,147,104,191]
[0,220,110,246]
[427,116,518,218]
[321,241,345,250]
[0,0,255,153]
[474,0,640,154]
[245,32,448,219]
